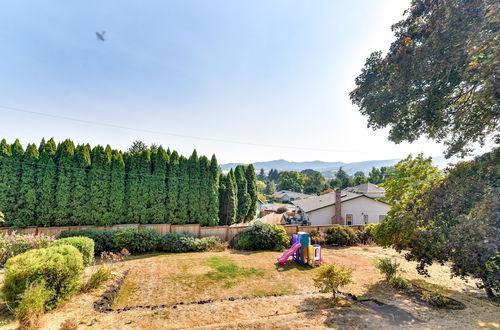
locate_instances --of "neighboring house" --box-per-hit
[292,189,390,226]
[345,182,386,198]
[274,190,311,203]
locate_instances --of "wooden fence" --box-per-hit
[0,223,367,242]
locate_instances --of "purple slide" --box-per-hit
[277,243,301,265]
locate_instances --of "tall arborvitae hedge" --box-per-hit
[0,138,255,227]
[244,164,258,221]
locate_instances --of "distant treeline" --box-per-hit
[0,138,257,227]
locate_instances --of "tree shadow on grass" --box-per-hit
[275,261,316,272]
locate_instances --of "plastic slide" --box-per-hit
[277,243,301,265]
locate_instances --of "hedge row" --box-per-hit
[59,228,223,254]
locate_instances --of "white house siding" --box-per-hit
[304,196,390,226]
[340,197,390,225]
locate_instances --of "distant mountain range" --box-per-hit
[220,156,456,177]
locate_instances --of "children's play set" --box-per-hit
[277,231,323,267]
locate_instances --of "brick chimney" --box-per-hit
[333,189,342,225]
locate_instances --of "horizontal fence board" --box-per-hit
[200,226,228,240]
[171,224,200,236]
[297,226,319,234]
[140,224,171,235]
[283,226,298,236]
[227,226,247,242]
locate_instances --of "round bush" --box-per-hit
[59,229,120,254]
[356,223,379,244]
[112,228,160,253]
[193,237,221,251]
[235,222,290,251]
[325,226,357,246]
[160,233,196,253]
[50,237,95,266]
[2,245,84,310]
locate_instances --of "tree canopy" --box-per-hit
[350,0,499,157]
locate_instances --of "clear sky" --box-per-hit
[0,0,468,163]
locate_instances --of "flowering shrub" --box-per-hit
[0,233,55,266]
[100,249,131,263]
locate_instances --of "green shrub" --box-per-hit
[59,229,120,254]
[373,258,400,281]
[81,266,113,293]
[160,233,197,252]
[314,263,352,301]
[235,222,289,251]
[356,223,379,244]
[421,290,449,307]
[194,237,221,251]
[15,282,51,330]
[50,237,95,266]
[112,228,160,253]
[389,276,409,289]
[309,229,326,245]
[2,245,84,310]
[325,226,357,246]
[0,233,55,266]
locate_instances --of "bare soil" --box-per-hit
[0,245,499,329]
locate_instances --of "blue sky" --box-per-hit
[0,0,465,163]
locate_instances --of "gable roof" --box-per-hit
[274,190,310,199]
[345,182,385,198]
[292,190,389,212]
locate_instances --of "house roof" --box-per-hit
[345,182,385,198]
[274,190,311,199]
[292,189,389,212]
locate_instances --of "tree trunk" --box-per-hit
[484,284,496,299]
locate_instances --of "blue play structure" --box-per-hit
[277,231,322,267]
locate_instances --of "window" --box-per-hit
[363,214,369,224]
[379,215,386,222]
[346,214,353,226]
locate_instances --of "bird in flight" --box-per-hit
[96,31,106,41]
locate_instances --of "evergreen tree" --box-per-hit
[187,150,200,222]
[36,139,57,226]
[335,167,352,189]
[265,180,276,195]
[149,146,168,223]
[0,139,15,224]
[89,145,111,225]
[54,140,75,225]
[218,170,237,225]
[207,154,220,226]
[244,164,258,221]
[257,168,267,181]
[14,144,39,227]
[126,150,151,223]
[234,165,251,223]
[70,144,91,225]
[176,156,189,224]
[108,151,126,224]
[165,151,179,224]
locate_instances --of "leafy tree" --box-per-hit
[268,169,279,182]
[54,140,75,225]
[376,150,499,298]
[234,165,250,222]
[149,147,168,224]
[108,152,126,224]
[335,167,352,189]
[350,0,499,157]
[304,171,325,194]
[70,144,91,225]
[127,140,148,154]
[244,164,258,221]
[328,178,342,189]
[14,144,39,227]
[368,166,395,184]
[277,171,306,192]
[314,264,352,301]
[353,171,365,178]
[36,139,57,226]
[353,175,368,186]
[89,146,111,225]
